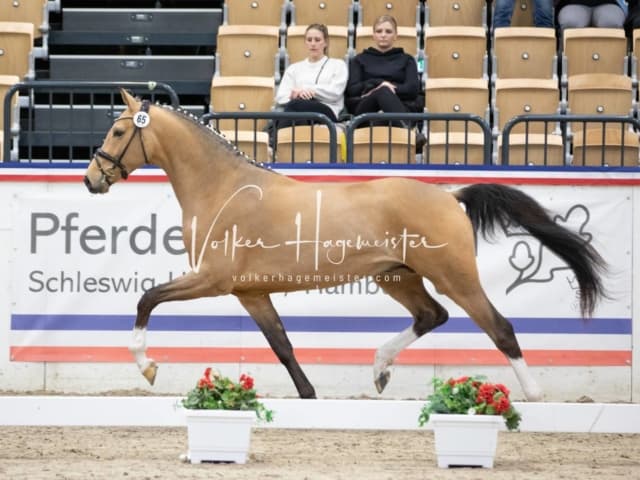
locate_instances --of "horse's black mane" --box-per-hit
[151,100,276,174]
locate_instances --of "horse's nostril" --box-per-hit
[84,176,97,193]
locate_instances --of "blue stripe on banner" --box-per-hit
[10,314,632,335]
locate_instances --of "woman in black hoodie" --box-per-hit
[345,15,422,120]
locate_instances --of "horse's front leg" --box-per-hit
[237,292,316,398]
[130,271,219,385]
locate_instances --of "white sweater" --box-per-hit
[275,56,349,118]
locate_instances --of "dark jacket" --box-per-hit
[345,47,421,113]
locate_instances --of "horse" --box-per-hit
[83,89,607,401]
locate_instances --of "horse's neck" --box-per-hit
[156,129,267,213]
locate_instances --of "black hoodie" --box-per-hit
[346,47,420,104]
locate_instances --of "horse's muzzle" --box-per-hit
[84,175,105,194]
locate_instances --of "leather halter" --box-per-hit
[93,100,151,184]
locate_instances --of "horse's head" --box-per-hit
[84,89,153,194]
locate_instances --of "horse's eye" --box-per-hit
[113,129,125,138]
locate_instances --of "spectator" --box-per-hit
[275,23,348,128]
[493,0,555,28]
[345,15,423,126]
[555,0,627,29]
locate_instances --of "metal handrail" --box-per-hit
[2,81,179,162]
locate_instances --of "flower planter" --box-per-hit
[430,413,503,468]
[184,409,256,464]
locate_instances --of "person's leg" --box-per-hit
[354,88,408,127]
[592,4,626,28]
[283,98,338,122]
[492,0,516,28]
[533,0,554,27]
[557,4,591,29]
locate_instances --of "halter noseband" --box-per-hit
[93,99,151,184]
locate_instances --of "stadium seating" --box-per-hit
[215,24,281,78]
[352,126,416,164]
[220,129,272,163]
[357,0,421,29]
[423,26,487,79]
[290,0,354,28]
[210,75,275,131]
[0,21,34,79]
[425,0,486,27]
[493,78,564,165]
[492,27,557,81]
[275,125,340,163]
[223,0,288,28]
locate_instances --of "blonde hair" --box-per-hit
[373,14,398,32]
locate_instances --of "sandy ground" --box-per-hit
[0,427,638,480]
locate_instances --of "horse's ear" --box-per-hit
[120,88,138,110]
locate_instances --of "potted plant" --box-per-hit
[418,375,522,468]
[181,367,274,464]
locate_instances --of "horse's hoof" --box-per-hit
[142,361,158,385]
[374,370,390,393]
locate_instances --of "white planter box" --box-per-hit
[184,409,256,464]
[430,413,504,468]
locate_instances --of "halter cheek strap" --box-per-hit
[94,99,151,183]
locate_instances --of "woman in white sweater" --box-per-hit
[275,24,348,126]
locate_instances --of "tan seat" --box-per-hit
[425,77,489,133]
[571,128,639,167]
[357,0,420,27]
[275,125,341,163]
[424,26,487,79]
[562,28,628,79]
[223,0,287,26]
[354,26,418,56]
[0,0,48,38]
[215,25,280,77]
[567,73,638,166]
[285,25,349,64]
[352,126,416,164]
[493,78,564,165]
[0,130,4,161]
[0,21,34,79]
[219,130,272,163]
[425,0,486,27]
[210,75,275,131]
[424,77,489,164]
[291,0,354,27]
[492,27,557,80]
[0,74,19,133]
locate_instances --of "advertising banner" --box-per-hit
[9,182,632,367]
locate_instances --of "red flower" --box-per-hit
[454,376,469,384]
[476,383,497,403]
[240,374,254,390]
[494,395,511,414]
[496,384,510,397]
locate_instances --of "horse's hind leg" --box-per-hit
[447,287,543,401]
[373,267,449,393]
[237,292,316,399]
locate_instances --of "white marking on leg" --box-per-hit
[129,327,153,373]
[510,357,543,401]
[374,327,419,381]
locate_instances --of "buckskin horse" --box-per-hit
[83,89,607,401]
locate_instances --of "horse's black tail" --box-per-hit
[454,183,607,317]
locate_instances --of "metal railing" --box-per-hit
[502,114,640,167]
[2,81,179,162]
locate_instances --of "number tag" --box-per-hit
[133,111,150,128]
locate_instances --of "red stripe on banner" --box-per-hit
[2,172,640,186]
[9,346,632,366]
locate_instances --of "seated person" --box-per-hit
[345,14,423,127]
[555,0,627,29]
[493,0,554,28]
[274,23,348,128]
